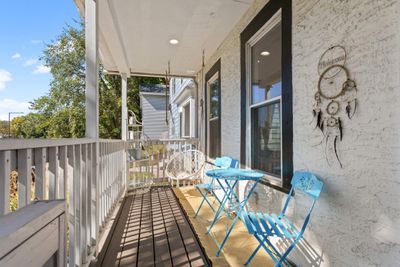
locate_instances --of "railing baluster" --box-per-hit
[0,151,11,215]
[48,146,59,199]
[17,149,32,208]
[34,148,46,200]
[59,146,67,199]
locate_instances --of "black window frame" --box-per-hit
[204,59,222,159]
[240,0,293,193]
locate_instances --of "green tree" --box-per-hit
[14,21,163,139]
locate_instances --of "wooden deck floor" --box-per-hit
[99,187,211,267]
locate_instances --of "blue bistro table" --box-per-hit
[205,168,264,256]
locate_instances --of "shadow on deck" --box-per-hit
[96,187,211,267]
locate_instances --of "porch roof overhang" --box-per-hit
[74,0,254,77]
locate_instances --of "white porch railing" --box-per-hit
[127,138,199,189]
[0,139,127,267]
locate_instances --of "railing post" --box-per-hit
[67,145,75,266]
[0,151,11,215]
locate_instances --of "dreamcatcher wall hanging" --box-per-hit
[312,45,358,168]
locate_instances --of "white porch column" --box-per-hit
[84,0,99,262]
[85,0,99,139]
[121,73,128,141]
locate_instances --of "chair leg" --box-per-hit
[194,189,216,218]
[244,242,262,266]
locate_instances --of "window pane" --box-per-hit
[252,102,281,177]
[209,76,220,119]
[184,104,190,136]
[251,21,282,104]
[207,72,221,158]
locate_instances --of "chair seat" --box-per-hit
[243,212,298,239]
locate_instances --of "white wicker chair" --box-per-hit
[165,150,206,187]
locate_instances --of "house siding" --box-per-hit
[169,78,197,139]
[140,94,169,139]
[197,0,400,266]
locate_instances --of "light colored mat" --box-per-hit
[174,186,274,267]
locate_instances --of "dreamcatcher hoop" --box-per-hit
[318,64,349,99]
[318,45,347,79]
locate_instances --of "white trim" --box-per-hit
[206,71,220,160]
[121,73,127,141]
[180,97,195,138]
[139,92,169,96]
[245,10,283,183]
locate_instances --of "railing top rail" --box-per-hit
[127,138,199,142]
[0,138,97,151]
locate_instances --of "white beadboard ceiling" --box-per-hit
[74,0,254,77]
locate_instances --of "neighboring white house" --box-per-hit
[139,84,169,139]
[168,78,197,139]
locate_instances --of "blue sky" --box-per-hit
[0,0,81,120]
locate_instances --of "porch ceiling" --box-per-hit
[74,0,254,77]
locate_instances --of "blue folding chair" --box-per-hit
[194,156,239,218]
[242,171,324,266]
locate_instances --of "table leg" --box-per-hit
[216,180,259,256]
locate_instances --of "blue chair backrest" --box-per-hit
[291,171,323,200]
[214,156,239,169]
[281,171,323,220]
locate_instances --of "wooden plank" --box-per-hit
[0,151,11,215]
[137,191,154,267]
[101,195,133,267]
[18,149,32,208]
[0,217,59,267]
[153,188,172,267]
[0,200,64,258]
[119,194,141,267]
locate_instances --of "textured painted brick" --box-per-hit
[196,0,400,265]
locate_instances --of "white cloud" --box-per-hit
[11,53,21,59]
[31,39,42,44]
[0,69,12,91]
[33,64,51,74]
[0,99,30,120]
[23,59,37,67]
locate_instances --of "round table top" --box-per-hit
[205,168,264,181]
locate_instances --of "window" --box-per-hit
[249,17,282,179]
[241,0,292,191]
[205,60,221,159]
[180,98,194,138]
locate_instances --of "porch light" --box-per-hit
[260,51,270,56]
[169,39,179,45]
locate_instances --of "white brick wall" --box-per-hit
[197,0,400,265]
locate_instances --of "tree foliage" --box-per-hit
[14,22,163,139]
